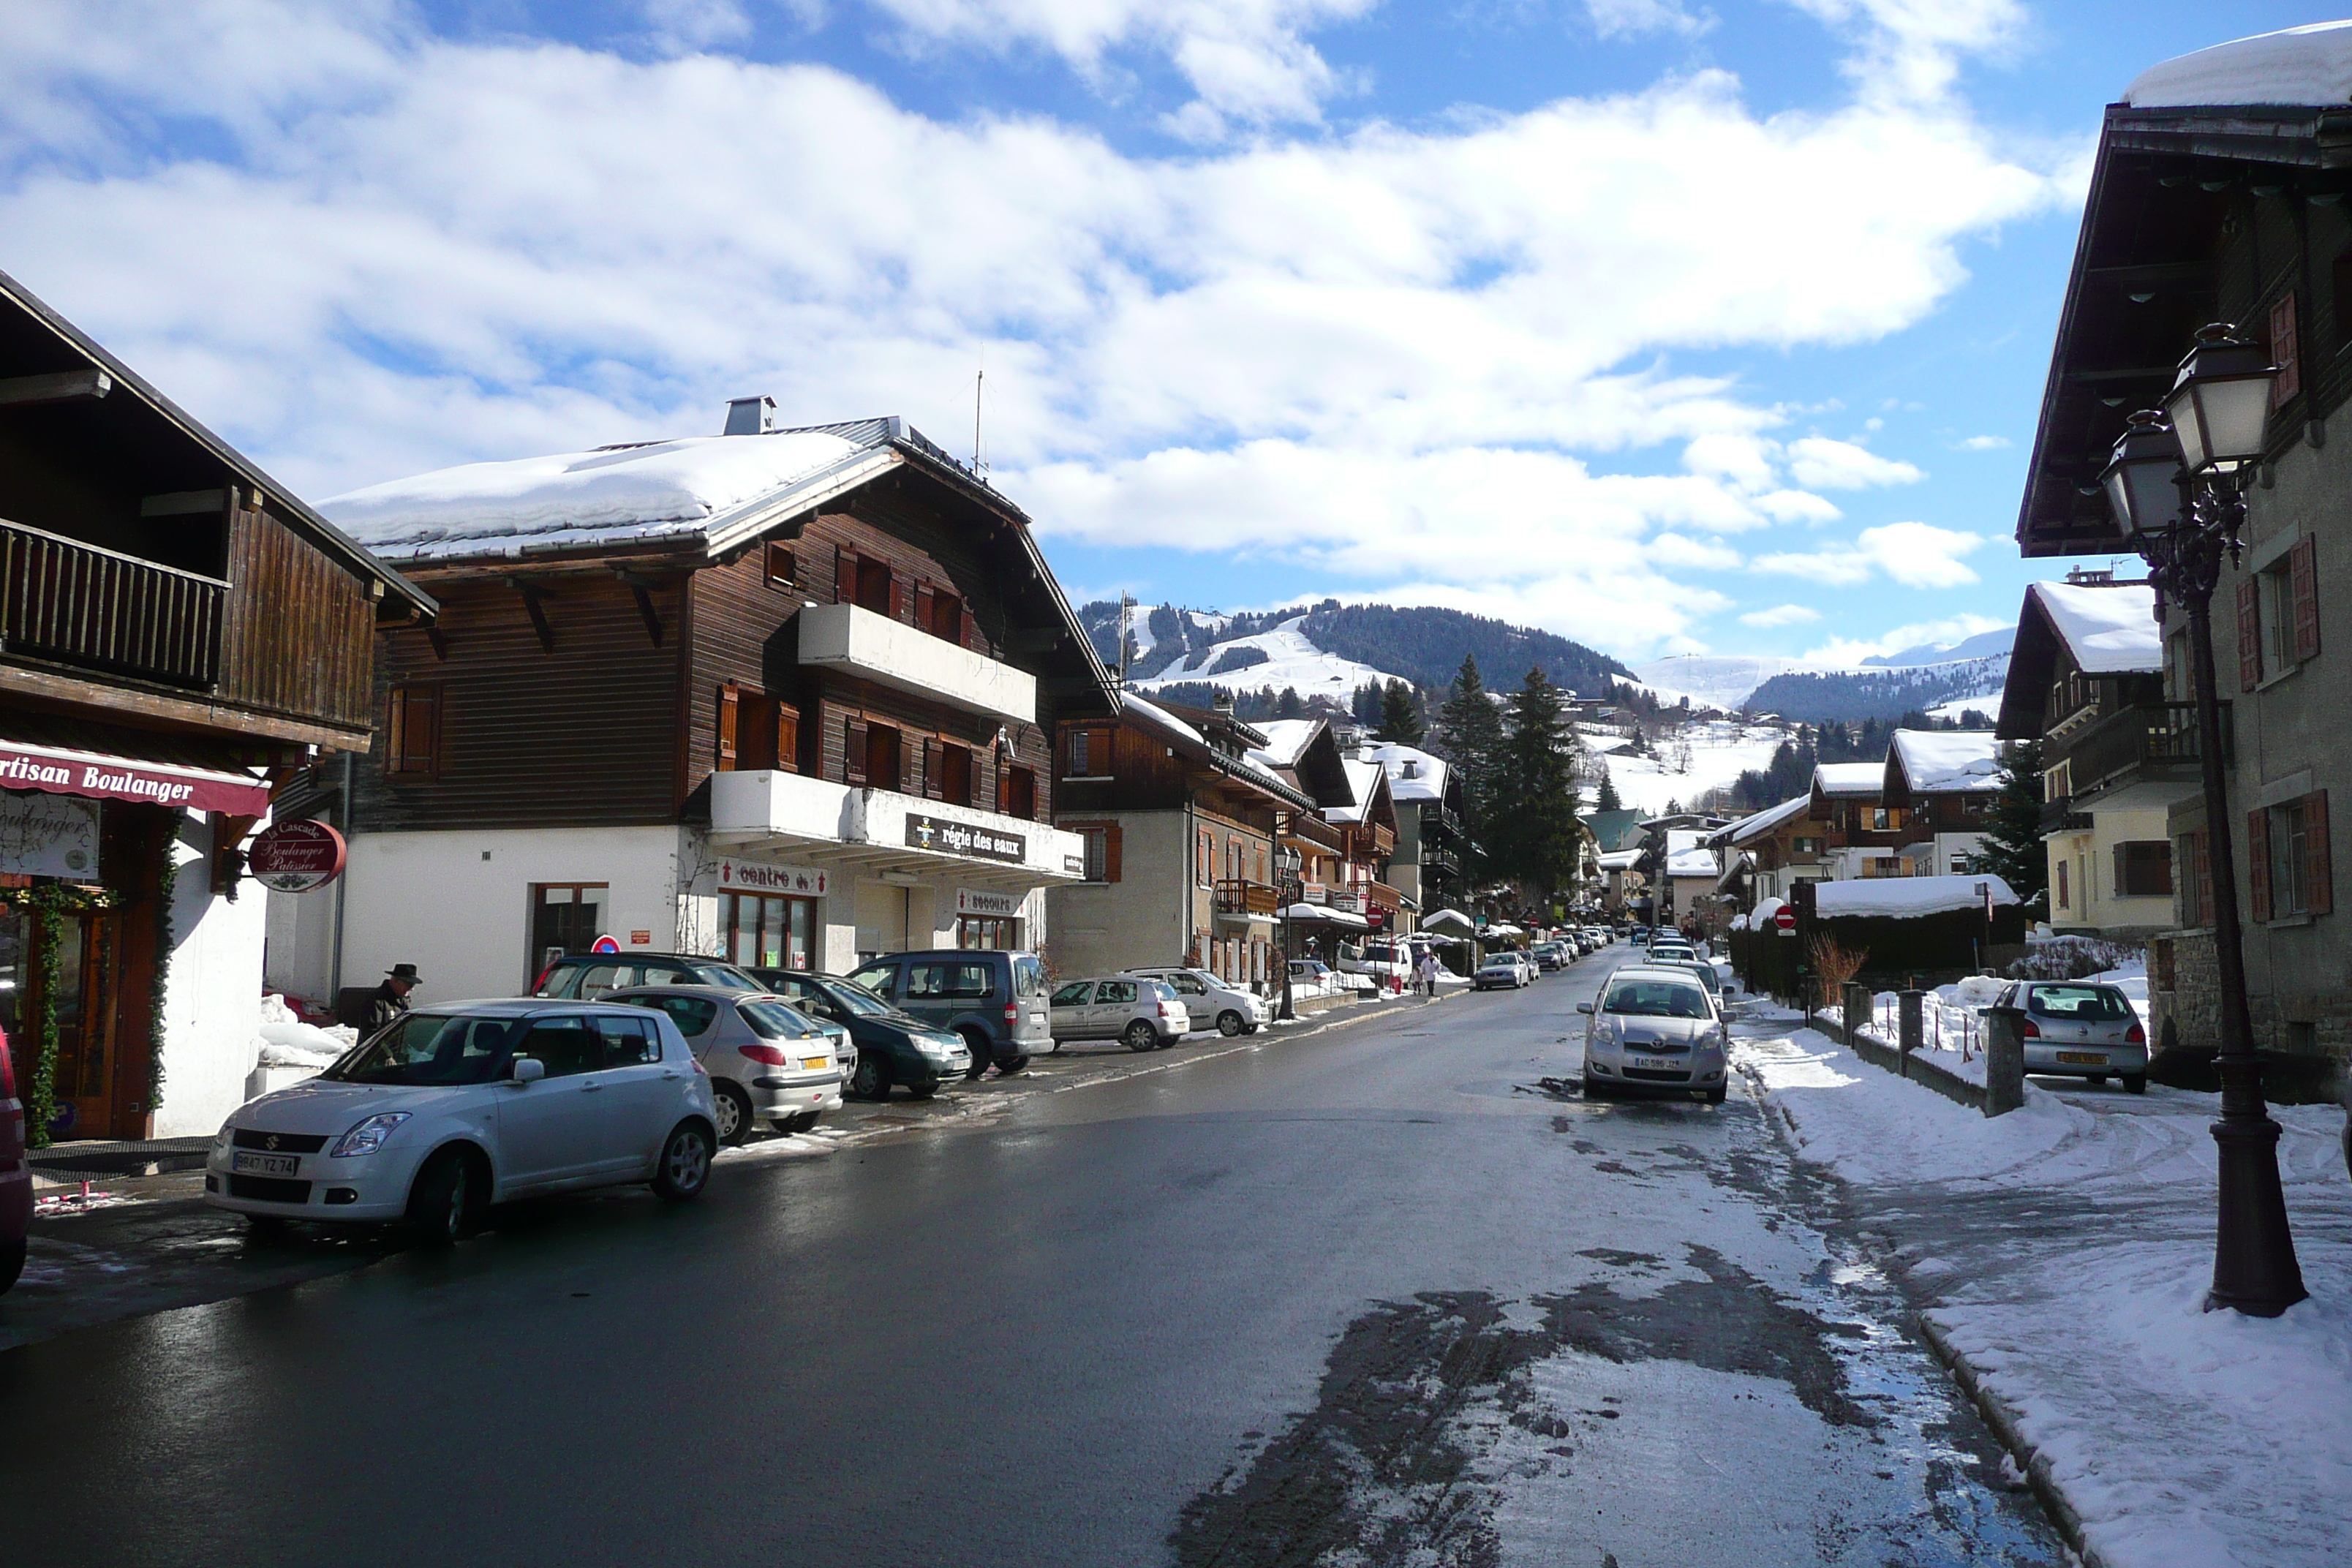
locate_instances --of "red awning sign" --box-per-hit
[248,819,347,893]
[0,738,271,816]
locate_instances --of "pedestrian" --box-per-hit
[366,963,421,1030]
[1417,950,1441,1000]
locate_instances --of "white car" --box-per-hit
[1049,976,1192,1051]
[1578,966,1729,1104]
[1126,968,1267,1036]
[205,1000,720,1243]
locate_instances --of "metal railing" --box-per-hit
[2060,701,2228,796]
[1,517,225,689]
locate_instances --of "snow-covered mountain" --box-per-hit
[1631,655,1811,712]
[1634,627,2015,722]
[1130,614,1409,698]
[1580,717,1795,817]
[1862,625,2017,667]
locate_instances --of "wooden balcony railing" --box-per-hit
[1,518,225,689]
[2059,701,2228,797]
[1214,879,1281,916]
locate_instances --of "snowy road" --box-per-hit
[0,951,2062,1566]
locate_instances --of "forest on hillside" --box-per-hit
[1741,658,2007,724]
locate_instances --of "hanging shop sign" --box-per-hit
[954,888,1025,918]
[0,791,100,880]
[246,818,347,893]
[716,859,830,897]
[905,814,1025,864]
[0,738,271,815]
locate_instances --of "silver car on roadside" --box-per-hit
[1578,966,1729,1104]
[1049,976,1192,1051]
[607,986,851,1143]
[1994,980,2149,1093]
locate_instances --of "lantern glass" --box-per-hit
[2183,374,2272,470]
[2101,410,2185,538]
[2165,326,2279,475]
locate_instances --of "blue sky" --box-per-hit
[1,1,2336,668]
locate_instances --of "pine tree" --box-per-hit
[1494,668,1583,900]
[1433,655,1506,883]
[1594,764,1621,813]
[1970,738,2048,910]
[1374,679,1424,744]
[1275,686,1305,720]
[1352,682,1383,725]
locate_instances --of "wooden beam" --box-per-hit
[630,584,665,648]
[502,578,557,654]
[426,627,452,661]
[0,661,373,751]
[0,369,112,408]
[140,489,228,518]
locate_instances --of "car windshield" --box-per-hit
[1014,955,1047,998]
[1602,981,1711,1019]
[821,979,894,1017]
[739,999,819,1039]
[325,1013,521,1086]
[2028,985,2134,1021]
[690,963,761,990]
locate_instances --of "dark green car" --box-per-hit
[745,969,971,1101]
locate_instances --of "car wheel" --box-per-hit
[406,1146,481,1246]
[905,1082,939,1101]
[1704,1086,1727,1105]
[851,1052,890,1101]
[712,1082,754,1146]
[997,1054,1030,1074]
[1582,1075,1609,1099]
[2089,1074,2109,1086]
[784,1110,821,1134]
[2125,1074,2147,1096]
[654,1122,714,1201]
[244,1213,293,1238]
[0,1237,23,1294]
[1156,1030,1178,1049]
[962,1028,992,1082]
[1123,1019,1158,1052]
[1217,1010,1245,1037]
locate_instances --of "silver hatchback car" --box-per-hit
[1997,980,2149,1093]
[1578,966,1729,1104]
[608,987,851,1142]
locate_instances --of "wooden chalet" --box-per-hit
[0,267,433,1140]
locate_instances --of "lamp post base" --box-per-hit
[2206,1109,2307,1316]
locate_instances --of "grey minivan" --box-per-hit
[845,949,1053,1077]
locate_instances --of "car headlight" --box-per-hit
[330,1112,412,1158]
[212,1123,234,1150]
[915,1035,954,1060]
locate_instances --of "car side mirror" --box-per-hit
[1576,1003,1594,1014]
[508,1056,546,1085]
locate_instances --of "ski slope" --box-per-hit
[1130,614,1410,697]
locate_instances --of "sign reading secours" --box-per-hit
[954,888,1024,917]
[716,859,829,897]
[905,813,1025,864]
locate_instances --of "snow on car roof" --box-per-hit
[1888,730,2003,794]
[2125,20,2352,107]
[1813,762,1883,796]
[1812,875,2018,919]
[2029,581,2161,675]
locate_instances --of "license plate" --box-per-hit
[801,1056,829,1071]
[233,1151,301,1177]
[2056,1052,2108,1066]
[1632,1056,1680,1071]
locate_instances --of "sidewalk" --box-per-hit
[1735,1022,2352,1568]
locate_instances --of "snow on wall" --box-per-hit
[1812,875,2016,919]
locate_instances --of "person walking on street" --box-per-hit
[366,964,422,1030]
[1417,950,1441,1001]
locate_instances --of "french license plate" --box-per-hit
[1632,1056,1681,1071]
[2056,1051,2108,1066]
[800,1056,829,1071]
[232,1151,301,1177]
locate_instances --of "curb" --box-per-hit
[1913,1313,2113,1568]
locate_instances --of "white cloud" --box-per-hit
[1754,520,1984,589]
[1801,610,2008,664]
[1784,435,1923,491]
[640,0,755,50]
[1779,0,2028,106]
[1956,432,2010,450]
[1586,0,1714,41]
[1739,603,1820,628]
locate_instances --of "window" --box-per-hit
[717,682,739,769]
[1197,829,1213,886]
[386,682,442,777]
[1003,767,1036,821]
[2113,841,2173,898]
[2252,792,2332,921]
[936,742,973,807]
[1052,981,1093,1007]
[1793,837,1822,855]
[1073,823,1120,883]
[2240,538,2320,688]
[854,557,895,616]
[2054,860,2070,911]
[908,961,994,999]
[2164,632,2194,703]
[594,1014,661,1066]
[927,588,965,642]
[1065,726,1111,778]
[513,1017,602,1077]
[764,541,797,592]
[865,723,902,791]
[2176,829,2212,925]
[530,883,608,985]
[1096,979,1137,1005]
[1869,807,1903,831]
[957,915,1022,950]
[723,892,814,971]
[639,995,718,1039]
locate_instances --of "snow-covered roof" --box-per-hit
[1665,829,1716,879]
[1813,875,2018,919]
[1121,688,1207,747]
[1722,793,1813,846]
[1888,730,2003,795]
[1325,759,1388,824]
[1122,691,1310,807]
[1419,908,1477,934]
[1364,742,1450,802]
[1249,719,1319,769]
[2124,22,2352,108]
[324,430,878,562]
[2029,581,2161,675]
[1597,848,1643,872]
[1814,762,1883,797]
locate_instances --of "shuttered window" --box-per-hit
[2290,535,2321,663]
[774,705,799,773]
[716,682,740,770]
[1071,823,1122,883]
[2258,793,2332,919]
[844,717,870,785]
[1004,766,1036,820]
[764,541,796,592]
[2113,840,2173,897]
[2239,578,2263,692]
[2270,290,2302,407]
[386,683,442,777]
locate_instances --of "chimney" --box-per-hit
[725,396,777,436]
[1213,690,1235,717]
[1402,760,1420,780]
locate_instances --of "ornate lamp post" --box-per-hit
[1276,832,1303,1022]
[2100,323,2307,1316]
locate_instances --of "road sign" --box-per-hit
[1774,905,1795,933]
[591,935,621,954]
[246,819,347,893]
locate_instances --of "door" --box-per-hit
[1090,979,1138,1038]
[1049,981,1093,1039]
[592,1014,677,1171]
[50,912,121,1142]
[530,884,609,987]
[495,1015,620,1188]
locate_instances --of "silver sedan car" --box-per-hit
[608,986,852,1142]
[1578,967,1729,1104]
[1997,980,2148,1093]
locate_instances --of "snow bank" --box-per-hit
[1812,874,2016,919]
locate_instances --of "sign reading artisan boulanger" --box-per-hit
[0,739,272,815]
[905,813,1025,864]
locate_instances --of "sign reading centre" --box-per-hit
[716,858,830,897]
[905,813,1025,864]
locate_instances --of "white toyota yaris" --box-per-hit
[205,1000,720,1243]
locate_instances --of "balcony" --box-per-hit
[1214,879,1281,920]
[710,768,1085,883]
[1,517,225,689]
[2058,701,2228,804]
[2038,796,2093,836]
[799,602,1035,725]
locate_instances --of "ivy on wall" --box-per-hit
[1,883,123,1150]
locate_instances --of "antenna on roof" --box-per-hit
[972,354,988,477]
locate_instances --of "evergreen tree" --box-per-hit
[1594,764,1621,813]
[1432,655,1506,883]
[1351,682,1383,725]
[1493,668,1583,900]
[1275,686,1305,720]
[1970,738,2048,910]
[1374,679,1424,744]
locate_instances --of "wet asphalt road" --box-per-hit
[0,946,2062,1567]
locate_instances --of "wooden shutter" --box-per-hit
[2191,829,2212,924]
[845,717,869,785]
[2248,807,2273,922]
[922,737,943,799]
[764,541,796,592]
[2271,290,2302,407]
[739,693,775,770]
[775,705,800,774]
[888,572,907,622]
[914,584,936,636]
[387,684,440,776]
[2290,535,2321,663]
[2304,791,2332,917]
[898,729,917,794]
[716,682,740,769]
[1104,823,1123,883]
[834,545,857,606]
[385,687,408,773]
[2238,577,2263,690]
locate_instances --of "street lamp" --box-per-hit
[2099,323,2306,1317]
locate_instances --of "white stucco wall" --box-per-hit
[156,813,267,1139]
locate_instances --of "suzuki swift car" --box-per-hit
[205,1000,720,1243]
[1578,968,1728,1104]
[1124,967,1267,1036]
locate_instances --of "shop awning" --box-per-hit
[0,736,271,815]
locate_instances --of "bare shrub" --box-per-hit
[1809,935,1869,995]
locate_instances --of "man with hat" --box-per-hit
[366,964,422,1030]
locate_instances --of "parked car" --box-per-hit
[1126,967,1267,1036]
[204,1000,718,1243]
[535,951,762,1000]
[1647,939,1697,965]
[1289,958,1341,996]
[1474,954,1529,990]
[1,1025,28,1294]
[1645,956,1724,1004]
[1994,980,2149,1093]
[607,987,847,1143]
[1049,976,1190,1051]
[1531,943,1569,972]
[1578,968,1728,1104]
[843,949,1053,1077]
[746,970,972,1100]
[1338,941,1411,988]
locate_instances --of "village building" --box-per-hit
[1709,793,1828,911]
[1361,742,1463,915]
[0,268,434,1139]
[1327,750,1406,937]
[1880,730,2002,878]
[1810,761,1910,881]
[2012,49,2345,1065]
[1248,719,1369,963]
[1997,577,2179,939]
[266,405,1106,1007]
